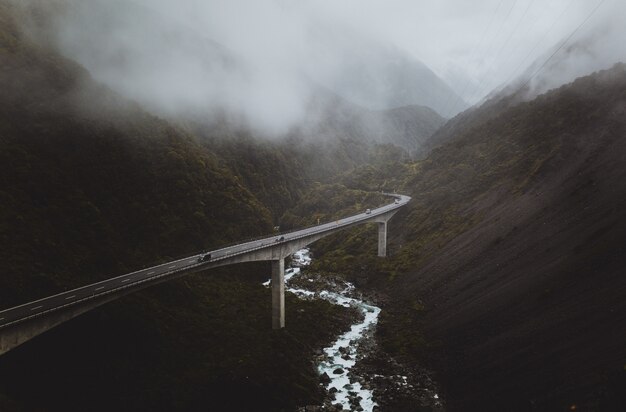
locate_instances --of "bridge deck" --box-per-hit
[0,194,410,330]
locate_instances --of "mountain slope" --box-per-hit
[295,63,626,411]
[0,1,273,301]
[306,23,467,117]
[295,86,445,154]
[391,65,626,411]
[0,4,355,411]
[377,104,445,153]
[16,0,446,154]
[187,86,444,199]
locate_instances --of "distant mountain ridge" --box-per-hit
[293,85,445,153]
[17,0,454,139]
[305,22,467,118]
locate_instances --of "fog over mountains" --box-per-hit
[502,10,626,102]
[14,0,626,139]
[2,1,626,411]
[304,23,467,117]
[15,0,465,136]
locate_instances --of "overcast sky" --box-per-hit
[342,0,626,103]
[306,0,623,104]
[23,0,625,132]
[313,0,600,101]
[157,0,622,103]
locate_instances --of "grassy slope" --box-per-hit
[0,4,354,411]
[290,64,626,411]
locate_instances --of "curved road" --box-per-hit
[0,194,410,329]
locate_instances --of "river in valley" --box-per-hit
[264,248,443,412]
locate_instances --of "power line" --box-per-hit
[449,0,520,114]
[440,0,507,117]
[444,0,606,134]
[466,0,536,106]
[499,0,577,90]
[513,0,607,96]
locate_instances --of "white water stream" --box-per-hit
[264,248,381,411]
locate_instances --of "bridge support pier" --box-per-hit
[1,196,410,354]
[378,221,387,257]
[271,259,285,329]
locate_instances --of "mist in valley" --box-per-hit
[2,2,626,411]
[11,0,624,138]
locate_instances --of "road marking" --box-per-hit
[65,295,76,300]
[148,271,155,275]
[121,278,130,283]
[95,286,105,291]
[30,306,43,311]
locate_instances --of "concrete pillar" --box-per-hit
[271,259,285,329]
[378,221,387,257]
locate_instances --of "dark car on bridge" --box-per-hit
[197,253,211,263]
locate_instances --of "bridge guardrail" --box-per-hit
[0,193,410,329]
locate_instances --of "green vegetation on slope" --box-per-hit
[300,64,626,278]
[286,63,626,410]
[0,8,272,303]
[0,5,355,411]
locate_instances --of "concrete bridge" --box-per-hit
[0,193,410,355]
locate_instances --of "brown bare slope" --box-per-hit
[390,64,626,411]
[293,63,626,411]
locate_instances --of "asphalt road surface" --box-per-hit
[0,194,410,329]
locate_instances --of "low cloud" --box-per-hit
[11,0,626,133]
[523,1,626,97]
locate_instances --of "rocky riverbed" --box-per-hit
[268,249,444,412]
